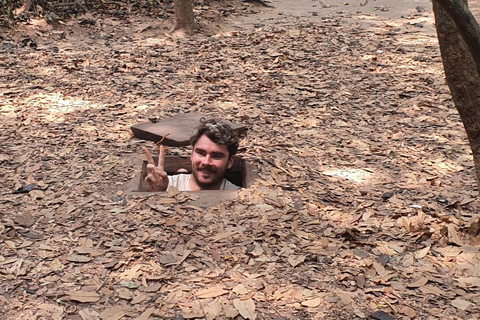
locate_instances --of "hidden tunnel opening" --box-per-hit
[134,155,255,192]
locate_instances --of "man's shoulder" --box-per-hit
[168,174,191,191]
[223,179,241,190]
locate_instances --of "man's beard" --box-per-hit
[192,164,228,189]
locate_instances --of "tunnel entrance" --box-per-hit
[127,155,256,193]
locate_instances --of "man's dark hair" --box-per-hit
[190,119,239,157]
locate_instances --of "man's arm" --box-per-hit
[142,145,169,192]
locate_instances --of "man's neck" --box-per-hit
[188,175,223,190]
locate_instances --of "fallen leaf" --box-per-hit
[116,287,132,300]
[401,305,416,318]
[135,307,155,320]
[447,224,464,246]
[196,286,228,299]
[232,284,250,295]
[66,291,101,303]
[119,265,142,280]
[204,300,222,320]
[39,303,63,320]
[131,293,146,305]
[455,277,480,288]
[287,254,306,267]
[451,298,472,311]
[407,277,428,288]
[25,163,41,173]
[371,310,395,320]
[99,306,129,320]
[301,297,321,307]
[67,254,92,263]
[414,245,430,259]
[79,309,100,320]
[159,252,178,265]
[419,285,444,296]
[120,281,138,289]
[234,298,256,320]
[140,283,162,292]
[212,230,237,242]
[14,212,35,227]
[222,302,239,318]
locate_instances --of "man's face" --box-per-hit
[190,134,234,190]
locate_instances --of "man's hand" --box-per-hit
[142,145,168,192]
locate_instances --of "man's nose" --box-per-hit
[202,155,213,165]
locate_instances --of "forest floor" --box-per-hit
[1,0,480,319]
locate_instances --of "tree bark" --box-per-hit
[15,0,33,15]
[170,0,194,35]
[435,0,480,77]
[432,0,480,193]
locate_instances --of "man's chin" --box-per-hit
[193,173,222,189]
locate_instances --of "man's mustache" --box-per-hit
[198,165,217,174]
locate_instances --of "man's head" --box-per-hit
[190,119,239,158]
[189,120,239,189]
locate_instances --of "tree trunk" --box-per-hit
[15,0,33,15]
[432,0,480,193]
[435,0,480,77]
[170,0,194,35]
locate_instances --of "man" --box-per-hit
[141,119,241,191]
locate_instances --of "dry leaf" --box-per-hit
[222,302,239,318]
[407,277,428,288]
[196,286,228,299]
[135,307,155,320]
[301,297,321,307]
[66,291,100,303]
[119,265,142,280]
[131,293,146,305]
[14,212,35,227]
[287,255,306,267]
[39,303,63,320]
[401,217,411,232]
[50,258,64,271]
[67,254,92,263]
[419,285,444,296]
[401,306,416,318]
[159,252,178,265]
[99,306,129,320]
[204,300,222,320]
[180,310,204,319]
[447,224,464,246]
[455,277,480,288]
[79,309,100,320]
[415,245,430,259]
[234,298,256,320]
[337,292,351,305]
[140,283,162,292]
[25,163,41,173]
[451,298,472,311]
[233,284,250,295]
[212,230,237,242]
[117,287,132,300]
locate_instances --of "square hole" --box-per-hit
[129,155,255,193]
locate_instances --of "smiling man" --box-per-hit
[141,119,241,191]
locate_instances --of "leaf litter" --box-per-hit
[1,0,480,319]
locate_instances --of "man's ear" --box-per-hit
[227,155,235,169]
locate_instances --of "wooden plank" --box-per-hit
[131,113,247,146]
